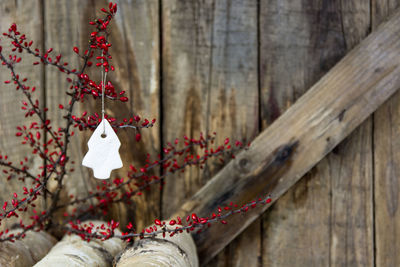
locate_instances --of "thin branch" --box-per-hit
[5,34,77,74]
[0,52,63,151]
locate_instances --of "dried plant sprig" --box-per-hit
[59,194,272,242]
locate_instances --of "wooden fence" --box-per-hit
[0,0,400,266]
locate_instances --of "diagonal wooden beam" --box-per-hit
[172,8,400,265]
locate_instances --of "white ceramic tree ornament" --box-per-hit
[82,118,123,179]
[82,52,123,179]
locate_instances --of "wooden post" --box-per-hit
[171,8,400,265]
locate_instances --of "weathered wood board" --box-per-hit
[44,0,160,230]
[0,0,44,229]
[44,0,96,228]
[161,1,260,266]
[260,1,374,266]
[372,1,400,267]
[99,0,160,230]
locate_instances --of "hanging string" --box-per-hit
[101,57,107,136]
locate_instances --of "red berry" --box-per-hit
[135,133,141,142]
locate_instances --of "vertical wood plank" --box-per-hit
[260,1,373,266]
[0,0,44,228]
[329,126,374,267]
[162,0,211,217]
[372,1,400,266]
[329,2,374,266]
[110,0,160,230]
[45,0,160,229]
[161,0,259,265]
[44,0,95,225]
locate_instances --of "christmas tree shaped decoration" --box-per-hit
[82,118,123,179]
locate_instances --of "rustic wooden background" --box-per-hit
[0,0,399,266]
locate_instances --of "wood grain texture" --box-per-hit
[260,1,373,266]
[162,0,258,216]
[372,1,400,267]
[263,126,373,267]
[173,8,400,264]
[0,0,44,229]
[374,96,400,267]
[100,0,160,230]
[44,0,96,226]
[329,126,374,266]
[161,1,259,266]
[44,0,160,230]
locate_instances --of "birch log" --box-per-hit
[34,221,125,267]
[114,222,198,267]
[0,230,56,267]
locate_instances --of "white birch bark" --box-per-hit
[115,223,198,267]
[34,221,125,267]
[0,230,56,267]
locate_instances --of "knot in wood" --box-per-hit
[273,141,298,165]
[238,158,250,173]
